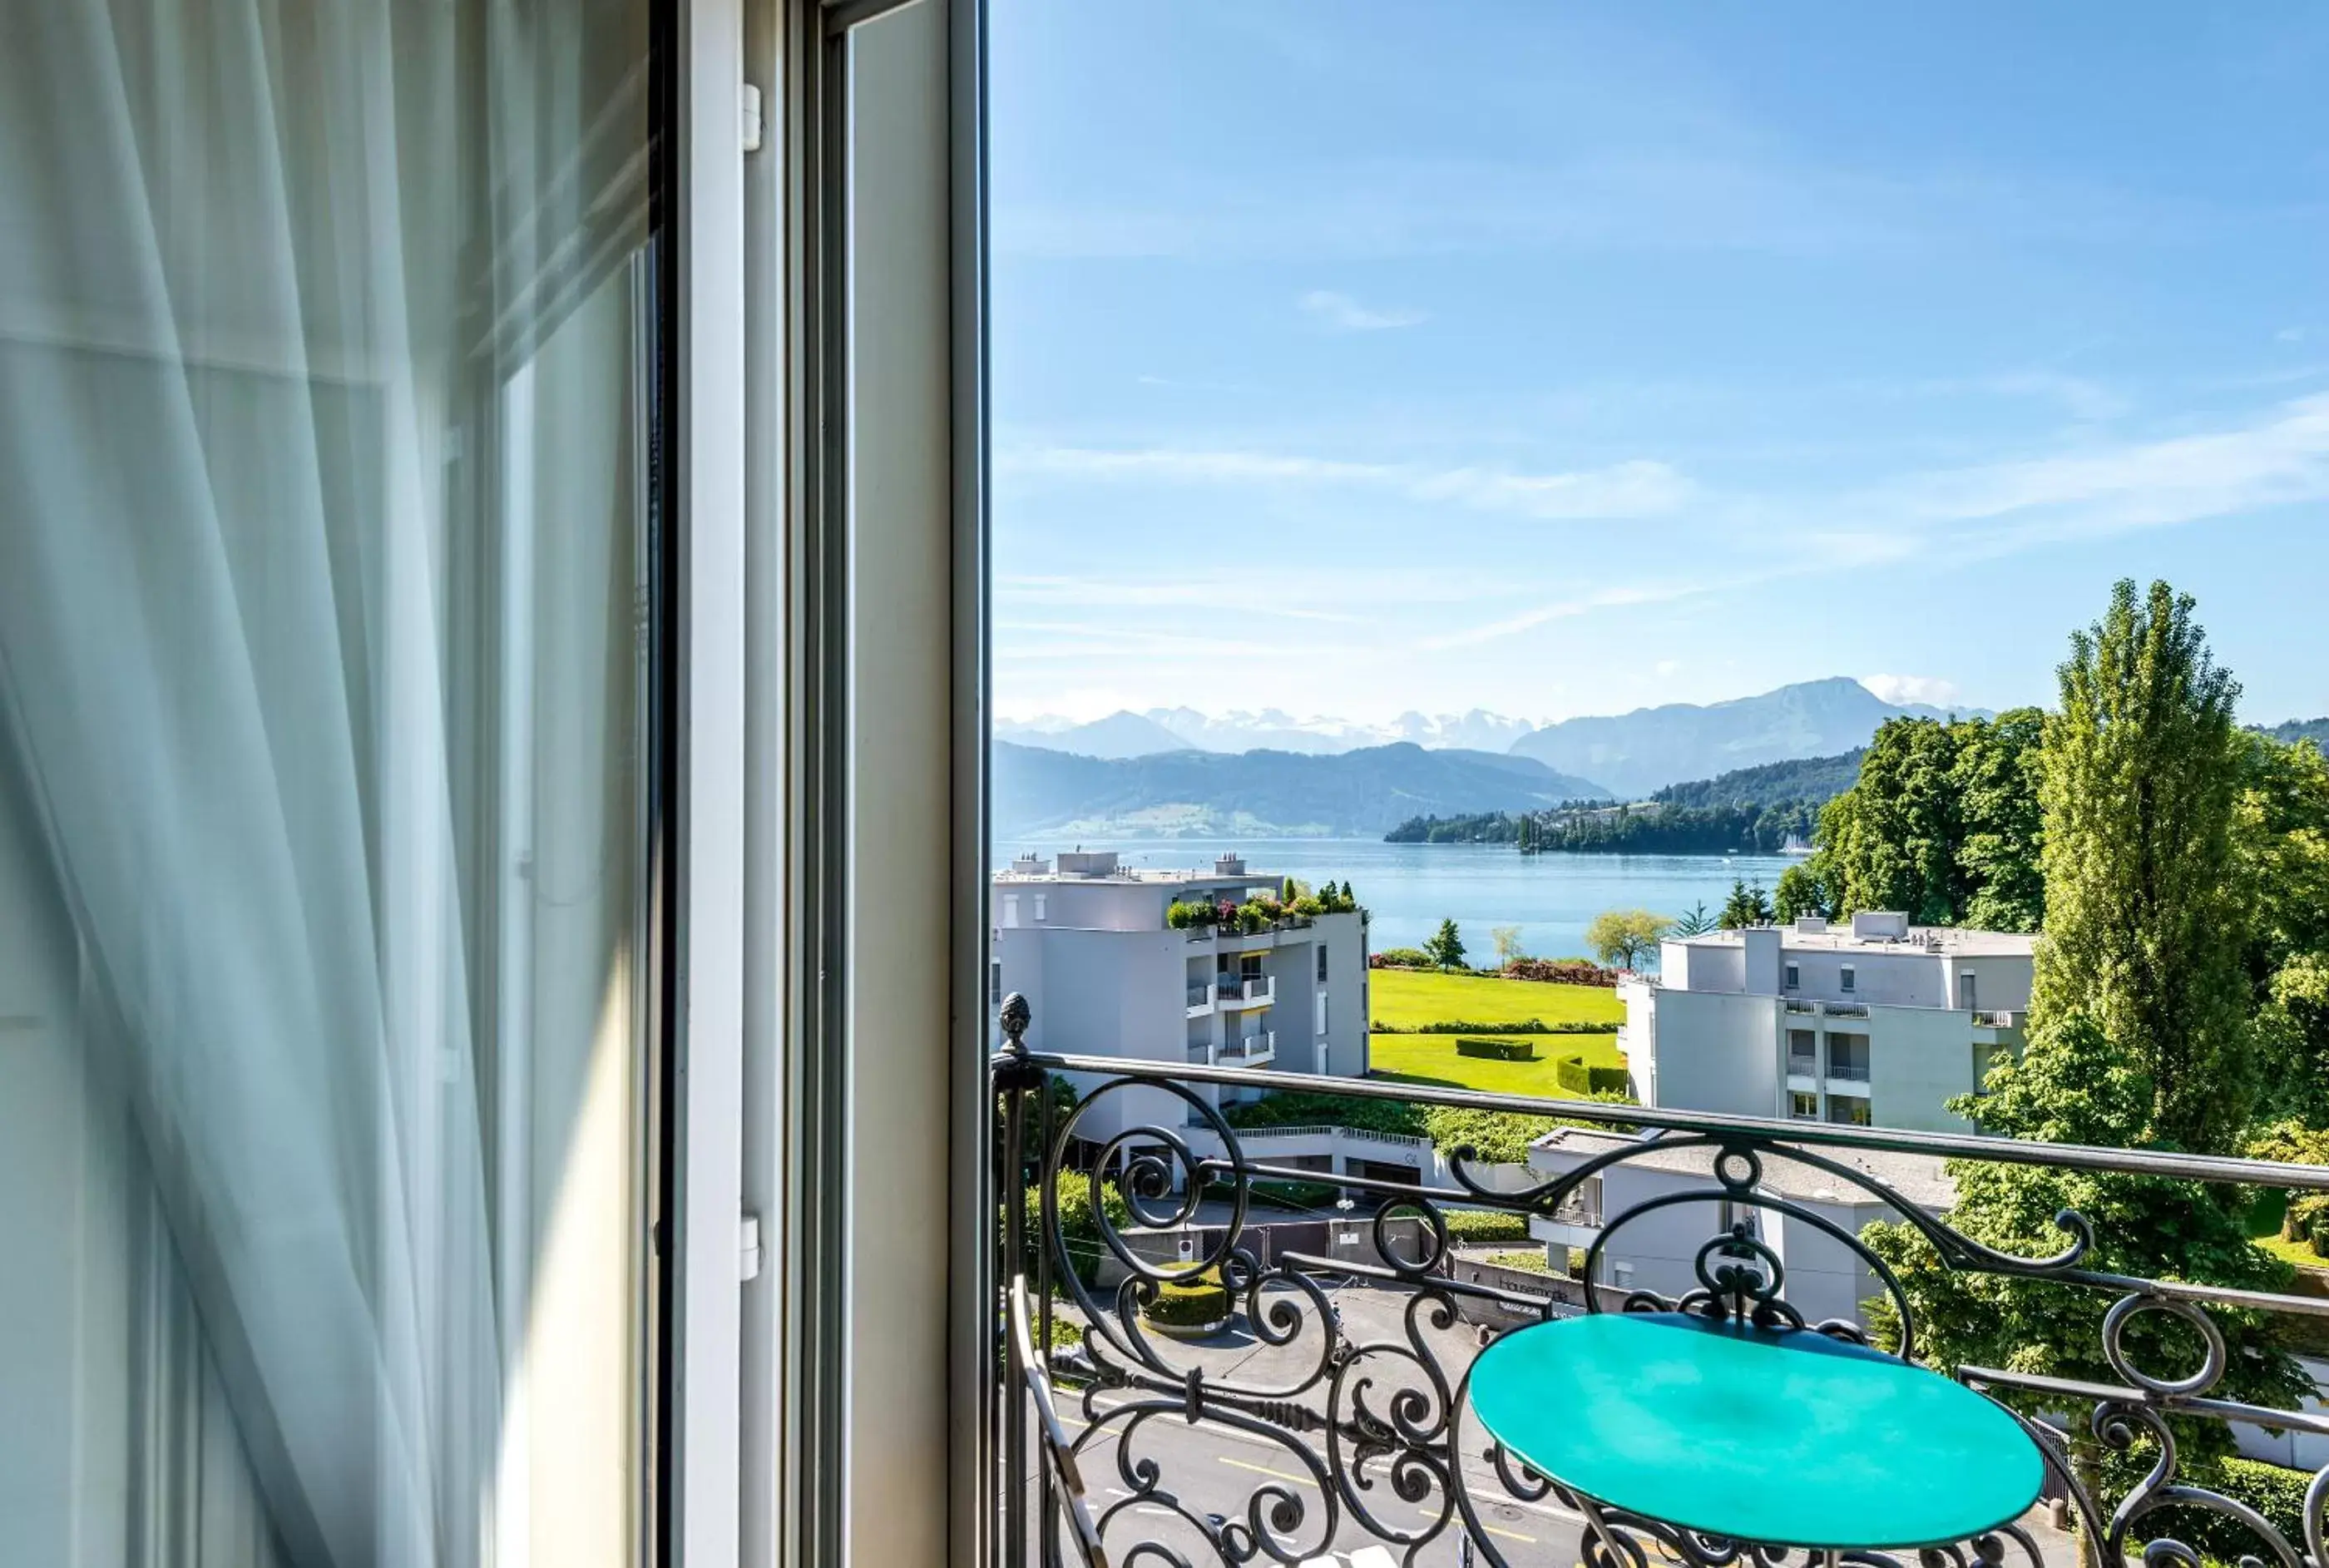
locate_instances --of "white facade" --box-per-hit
[1526,1126,1955,1329]
[993,851,1372,1150]
[1624,913,2035,1133]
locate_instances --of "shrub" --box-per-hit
[1456,1036,1537,1062]
[1374,1018,1614,1036]
[1502,957,1621,987]
[1554,1054,1633,1096]
[1223,1091,1427,1138]
[1486,1248,1550,1274]
[1021,1176,1131,1287]
[1289,894,1325,918]
[1422,1093,1638,1164]
[1234,897,1282,934]
[1420,1106,1565,1165]
[2121,1456,2315,1562]
[1253,1179,1343,1210]
[1371,947,1434,969]
[1199,1175,1343,1211]
[1443,1209,1530,1244]
[1142,1269,1230,1328]
[1164,899,1216,930]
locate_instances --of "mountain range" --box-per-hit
[992,742,1608,840]
[998,679,1985,794]
[997,706,1537,759]
[1507,677,1985,799]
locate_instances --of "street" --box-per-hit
[1018,1278,2079,1567]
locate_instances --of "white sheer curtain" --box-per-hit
[0,2,655,1565]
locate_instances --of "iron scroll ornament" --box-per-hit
[996,1024,2329,1568]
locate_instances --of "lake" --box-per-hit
[996,837,1799,962]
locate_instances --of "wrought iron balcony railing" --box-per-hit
[993,993,2329,1568]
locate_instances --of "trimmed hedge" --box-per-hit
[1202,1175,1344,1211]
[2129,1456,2314,1561]
[1486,1248,1550,1274]
[1377,1019,1614,1036]
[1444,1209,1531,1244]
[1371,947,1434,969]
[1555,1053,1631,1096]
[1143,1269,1230,1328]
[1223,1091,1427,1138]
[1456,1036,1537,1062]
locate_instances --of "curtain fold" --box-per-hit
[0,2,654,1564]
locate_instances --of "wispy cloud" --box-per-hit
[1873,392,2329,538]
[1298,289,1426,332]
[1860,674,1962,706]
[2280,327,2307,344]
[998,444,1693,521]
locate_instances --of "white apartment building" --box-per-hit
[1622,912,2034,1134]
[1525,1125,1954,1328]
[992,850,1372,1153]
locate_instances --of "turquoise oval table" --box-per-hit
[1468,1312,2045,1551]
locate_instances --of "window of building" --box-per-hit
[1788,1029,1817,1074]
[1784,962,1799,991]
[1827,1096,1874,1128]
[1318,945,1329,982]
[1790,1091,1819,1119]
[1032,893,1047,922]
[1959,971,1977,1011]
[1840,964,1856,993]
[990,961,1003,1007]
[1316,992,1329,1036]
[1827,1033,1871,1082]
[1002,893,1021,928]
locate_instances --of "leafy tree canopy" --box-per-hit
[1423,918,1467,971]
[1866,581,2301,1506]
[1585,908,1669,971]
[1806,708,2045,932]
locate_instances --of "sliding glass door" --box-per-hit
[0,2,667,1563]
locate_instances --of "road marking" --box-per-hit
[1481,1523,1537,1544]
[1218,1454,1318,1488]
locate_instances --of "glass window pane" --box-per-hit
[0,4,660,1562]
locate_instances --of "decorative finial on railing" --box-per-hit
[994,991,1042,1092]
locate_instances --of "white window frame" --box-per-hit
[1840,962,1856,993]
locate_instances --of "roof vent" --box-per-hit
[1009,852,1050,875]
[1850,911,1910,942]
[1056,849,1120,878]
[1214,853,1246,877]
[1793,916,1829,935]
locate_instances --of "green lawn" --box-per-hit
[1363,968,1626,1096]
[1367,1031,1621,1097]
[2244,1190,2329,1274]
[1369,967,1624,1030]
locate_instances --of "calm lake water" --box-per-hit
[996,837,1799,962]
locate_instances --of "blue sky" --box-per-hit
[990,2,2329,729]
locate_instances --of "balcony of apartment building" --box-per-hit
[1214,971,1276,1010]
[1217,1028,1277,1066]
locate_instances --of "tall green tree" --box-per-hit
[1423,918,1467,971]
[1717,878,1773,929]
[2236,732,2329,995]
[2037,580,2254,1147]
[1771,863,1827,923]
[1807,709,2044,930]
[1866,582,2300,1561]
